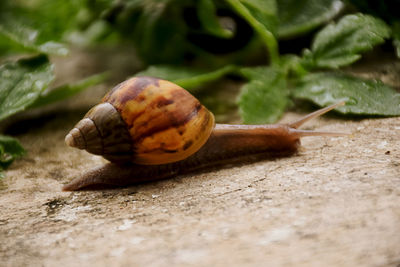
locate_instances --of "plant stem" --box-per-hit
[225,0,280,65]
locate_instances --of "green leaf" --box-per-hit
[238,67,288,123]
[8,0,84,41]
[393,22,400,59]
[239,65,273,80]
[293,72,400,115]
[239,0,278,35]
[240,55,307,78]
[0,55,54,121]
[302,14,391,69]
[0,135,25,172]
[0,0,84,56]
[119,1,188,64]
[30,72,108,108]
[279,54,308,77]
[197,0,233,38]
[277,0,344,38]
[136,65,237,90]
[225,0,279,64]
[0,17,68,56]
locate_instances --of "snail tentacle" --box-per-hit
[64,77,348,191]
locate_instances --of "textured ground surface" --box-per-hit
[0,50,399,267]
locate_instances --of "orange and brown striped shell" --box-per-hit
[65,77,215,165]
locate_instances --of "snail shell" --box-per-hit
[63,77,348,191]
[65,77,215,165]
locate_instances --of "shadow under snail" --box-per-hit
[63,76,347,191]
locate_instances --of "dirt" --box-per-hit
[0,49,400,267]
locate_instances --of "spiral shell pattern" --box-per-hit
[66,76,215,165]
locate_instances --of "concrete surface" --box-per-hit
[0,50,399,267]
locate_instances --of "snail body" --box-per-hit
[63,77,345,191]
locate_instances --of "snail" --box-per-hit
[63,76,346,191]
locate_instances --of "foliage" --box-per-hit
[238,67,288,123]
[393,22,400,58]
[293,73,400,115]
[136,12,397,123]
[277,0,344,38]
[301,14,391,69]
[0,135,25,178]
[0,55,54,121]
[0,0,106,176]
[136,65,237,90]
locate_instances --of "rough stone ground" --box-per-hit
[0,49,399,267]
